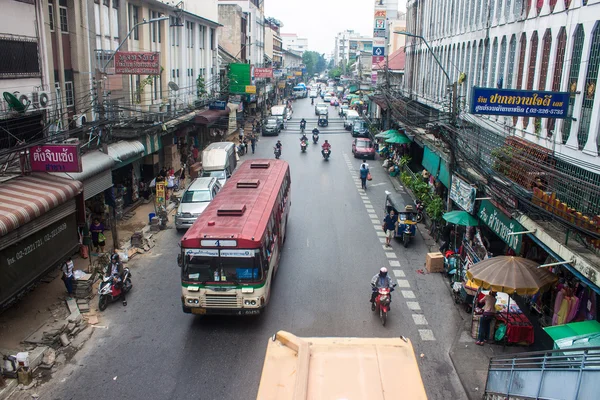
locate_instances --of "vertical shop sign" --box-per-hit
[155,181,166,205]
[478,200,524,253]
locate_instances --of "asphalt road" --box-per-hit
[33,97,466,400]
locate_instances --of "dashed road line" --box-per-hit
[393,269,405,277]
[419,329,436,341]
[396,279,410,288]
[401,290,416,299]
[406,301,421,311]
[385,252,396,258]
[389,260,401,267]
[376,231,386,237]
[412,315,429,325]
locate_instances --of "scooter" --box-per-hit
[98,268,132,311]
[322,149,330,161]
[300,140,307,153]
[414,199,424,223]
[371,284,397,326]
[274,147,281,159]
[300,124,306,133]
[312,133,319,144]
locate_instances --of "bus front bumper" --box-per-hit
[182,303,264,316]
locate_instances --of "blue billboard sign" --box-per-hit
[373,46,385,57]
[470,87,570,118]
[209,101,227,110]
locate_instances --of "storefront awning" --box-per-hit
[106,141,145,167]
[422,146,441,176]
[0,174,83,237]
[52,150,114,181]
[195,108,230,126]
[164,111,196,130]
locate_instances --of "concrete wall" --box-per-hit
[218,4,242,60]
[265,26,274,59]
[185,0,218,23]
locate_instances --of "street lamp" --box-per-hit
[234,42,257,62]
[394,31,450,82]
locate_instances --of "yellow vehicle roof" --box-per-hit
[256,331,428,400]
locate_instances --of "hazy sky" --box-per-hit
[264,0,407,56]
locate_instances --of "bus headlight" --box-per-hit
[244,299,258,307]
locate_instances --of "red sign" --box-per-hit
[254,68,273,78]
[29,144,82,173]
[374,10,386,17]
[372,56,385,64]
[114,51,161,75]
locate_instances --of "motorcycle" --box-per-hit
[300,140,307,153]
[274,147,281,159]
[312,133,319,144]
[98,268,132,311]
[300,124,306,133]
[322,148,330,161]
[414,200,424,223]
[371,284,397,326]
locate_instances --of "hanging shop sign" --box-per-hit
[470,87,570,118]
[372,56,385,64]
[209,101,227,110]
[294,71,302,76]
[254,68,273,78]
[29,144,82,173]
[277,82,286,89]
[478,200,524,253]
[373,47,385,57]
[114,51,161,75]
[373,30,386,38]
[450,174,477,214]
[155,181,166,205]
[273,69,283,78]
[245,86,257,94]
[228,63,252,94]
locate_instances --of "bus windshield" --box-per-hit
[183,250,265,283]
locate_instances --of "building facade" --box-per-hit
[404,0,600,292]
[265,17,282,67]
[281,32,308,54]
[218,0,265,66]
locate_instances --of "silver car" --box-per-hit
[175,177,221,231]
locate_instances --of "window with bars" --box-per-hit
[0,38,41,77]
[476,40,484,86]
[482,0,489,26]
[65,81,74,107]
[469,41,476,97]
[48,4,55,31]
[490,38,498,87]
[534,29,552,135]
[507,35,516,88]
[499,36,507,88]
[495,0,502,22]
[536,0,543,14]
[526,0,532,16]
[514,33,527,125]
[549,0,557,11]
[564,0,571,8]
[563,24,585,144]
[576,22,600,150]
[59,6,68,33]
[482,39,490,87]
[459,0,464,32]
[523,31,538,129]
[505,0,512,21]
[470,1,476,30]
[548,28,567,138]
[464,0,470,32]
[475,0,481,28]
[130,5,139,40]
[514,0,524,18]
[151,11,157,43]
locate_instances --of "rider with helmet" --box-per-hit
[107,253,127,306]
[321,139,331,157]
[370,267,394,309]
[300,118,307,131]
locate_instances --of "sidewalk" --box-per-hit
[385,169,529,400]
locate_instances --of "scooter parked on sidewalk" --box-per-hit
[98,269,132,311]
[371,284,397,326]
[414,199,424,223]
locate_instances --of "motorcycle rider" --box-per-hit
[300,118,307,132]
[274,140,283,156]
[312,127,319,143]
[106,253,127,306]
[370,267,394,309]
[300,132,308,143]
[321,139,331,157]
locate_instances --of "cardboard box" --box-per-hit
[426,252,444,273]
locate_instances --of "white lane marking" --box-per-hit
[376,231,386,237]
[397,279,410,288]
[371,219,380,224]
[363,200,372,205]
[412,315,428,325]
[406,301,421,311]
[382,245,390,250]
[389,260,401,267]
[307,238,309,247]
[379,238,387,243]
[361,196,369,200]
[365,206,375,210]
[368,213,378,219]
[419,329,436,341]
[393,270,405,278]
[401,290,415,299]
[385,252,396,258]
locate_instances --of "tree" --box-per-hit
[328,59,335,69]
[328,68,342,79]
[302,51,327,77]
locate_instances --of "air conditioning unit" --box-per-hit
[31,91,50,110]
[17,93,32,109]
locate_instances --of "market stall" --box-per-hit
[466,256,558,346]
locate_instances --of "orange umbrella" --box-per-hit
[466,256,558,296]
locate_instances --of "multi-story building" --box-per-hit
[218,0,265,66]
[218,4,248,62]
[265,17,283,67]
[281,33,308,54]
[282,49,302,69]
[404,0,600,293]
[334,30,373,67]
[388,12,407,54]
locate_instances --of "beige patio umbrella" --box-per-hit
[466,256,558,296]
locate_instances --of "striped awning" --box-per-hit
[0,174,83,237]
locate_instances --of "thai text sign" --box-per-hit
[450,174,477,213]
[470,87,570,118]
[254,68,273,78]
[155,181,165,205]
[228,63,252,94]
[478,200,524,253]
[29,144,81,173]
[114,51,161,75]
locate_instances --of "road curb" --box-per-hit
[448,318,481,400]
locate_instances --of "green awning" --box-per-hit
[544,321,600,341]
[438,159,451,188]
[385,134,412,144]
[422,146,441,176]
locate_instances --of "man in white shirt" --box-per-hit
[62,257,74,297]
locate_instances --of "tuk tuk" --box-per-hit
[318,112,329,127]
[384,191,417,247]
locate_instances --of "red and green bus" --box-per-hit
[179,159,291,315]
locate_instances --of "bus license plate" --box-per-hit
[192,308,206,315]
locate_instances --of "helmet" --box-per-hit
[379,267,388,277]
[277,140,281,143]
[325,139,329,143]
[111,254,120,263]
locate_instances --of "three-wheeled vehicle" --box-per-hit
[384,191,417,247]
[318,112,329,127]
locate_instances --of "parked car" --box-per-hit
[352,138,376,159]
[352,119,369,138]
[262,118,281,136]
[175,177,221,231]
[323,94,332,102]
[315,103,329,116]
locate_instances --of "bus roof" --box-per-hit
[181,159,289,249]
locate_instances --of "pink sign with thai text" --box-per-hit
[29,144,82,173]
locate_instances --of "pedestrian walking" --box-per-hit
[382,209,398,248]
[62,257,74,297]
[250,135,257,154]
[359,159,370,190]
[90,218,106,253]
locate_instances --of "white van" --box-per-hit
[344,110,360,131]
[271,105,290,130]
[200,142,236,186]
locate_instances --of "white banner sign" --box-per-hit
[185,249,218,257]
[220,249,255,258]
[200,239,237,247]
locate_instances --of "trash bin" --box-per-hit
[148,213,156,224]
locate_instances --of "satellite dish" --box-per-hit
[168,81,180,91]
